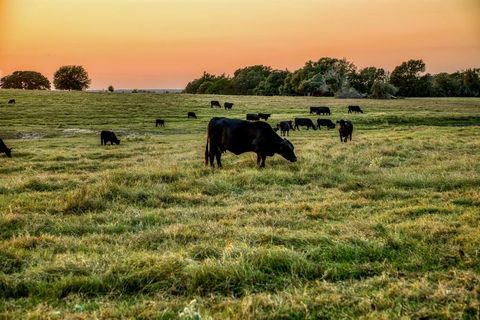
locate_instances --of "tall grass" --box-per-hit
[0,90,479,318]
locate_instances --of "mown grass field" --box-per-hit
[0,89,479,319]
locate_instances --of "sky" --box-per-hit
[0,0,479,89]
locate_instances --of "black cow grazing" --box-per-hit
[205,117,297,168]
[100,130,120,145]
[337,120,353,142]
[8,99,15,104]
[310,106,331,115]
[246,113,260,121]
[294,118,317,130]
[188,112,197,119]
[224,102,234,110]
[317,119,336,130]
[0,138,12,157]
[211,100,221,108]
[277,121,294,136]
[258,113,271,121]
[155,119,165,127]
[348,105,363,114]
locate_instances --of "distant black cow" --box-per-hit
[100,130,120,145]
[224,102,234,110]
[258,113,271,120]
[188,112,197,119]
[246,113,260,121]
[277,121,294,136]
[348,105,363,114]
[211,100,221,108]
[155,119,165,127]
[205,117,297,168]
[317,119,336,130]
[8,99,15,104]
[0,138,12,157]
[294,118,317,130]
[310,106,331,115]
[337,120,353,142]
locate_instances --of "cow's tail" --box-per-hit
[205,138,209,166]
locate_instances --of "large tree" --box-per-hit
[461,68,480,97]
[254,70,290,96]
[282,57,356,96]
[232,65,272,95]
[350,67,387,94]
[184,73,233,94]
[184,72,216,93]
[0,71,51,90]
[390,59,431,96]
[53,65,91,91]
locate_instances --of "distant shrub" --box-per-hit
[370,81,398,99]
[335,86,364,99]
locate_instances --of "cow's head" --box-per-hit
[278,139,296,162]
[115,139,121,145]
[5,147,12,158]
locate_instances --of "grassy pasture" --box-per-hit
[0,89,479,319]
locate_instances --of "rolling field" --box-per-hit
[0,89,479,319]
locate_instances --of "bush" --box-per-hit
[370,81,398,99]
[335,86,364,99]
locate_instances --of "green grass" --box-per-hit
[0,89,479,319]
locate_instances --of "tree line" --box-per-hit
[0,66,91,91]
[2,59,479,97]
[185,58,480,98]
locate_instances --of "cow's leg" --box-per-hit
[260,155,266,168]
[215,152,222,168]
[208,142,218,168]
[209,152,215,167]
[350,133,352,141]
[256,154,261,166]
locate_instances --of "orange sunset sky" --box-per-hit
[0,0,479,89]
